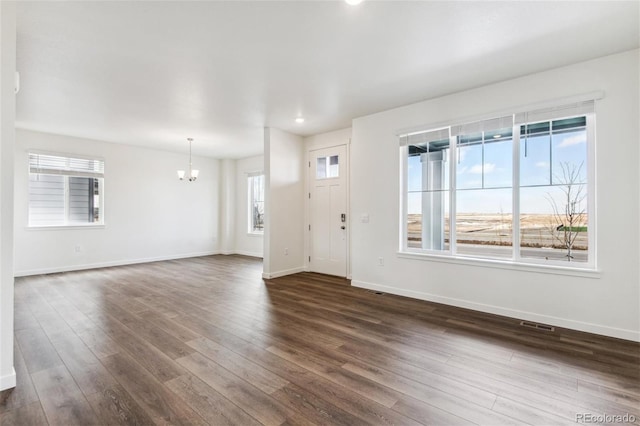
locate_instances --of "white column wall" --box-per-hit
[263,127,304,278]
[0,1,16,391]
[219,158,236,255]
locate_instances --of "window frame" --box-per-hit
[399,111,596,272]
[28,151,105,229]
[247,172,265,235]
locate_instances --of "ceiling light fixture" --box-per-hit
[345,0,363,5]
[493,134,502,139]
[295,117,305,123]
[177,138,199,181]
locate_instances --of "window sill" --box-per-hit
[397,251,600,279]
[27,224,105,231]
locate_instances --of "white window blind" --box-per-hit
[400,128,450,147]
[29,153,104,178]
[451,116,513,137]
[515,100,595,126]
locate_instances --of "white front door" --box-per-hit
[309,145,348,277]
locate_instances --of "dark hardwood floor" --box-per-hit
[1,255,638,425]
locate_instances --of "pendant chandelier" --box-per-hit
[177,138,199,181]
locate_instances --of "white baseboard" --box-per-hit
[234,250,264,258]
[0,368,16,391]
[262,266,305,279]
[352,280,640,342]
[14,251,221,277]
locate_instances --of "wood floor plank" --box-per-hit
[13,307,40,331]
[84,310,186,382]
[395,393,522,426]
[0,339,40,414]
[165,374,263,426]
[137,309,201,342]
[9,255,640,426]
[85,383,157,426]
[0,401,48,426]
[101,351,207,425]
[177,352,294,425]
[492,396,577,426]
[390,396,478,426]
[270,382,368,426]
[75,326,121,359]
[187,336,290,394]
[47,330,119,397]
[342,359,498,410]
[98,299,195,360]
[31,365,100,426]
[14,328,63,374]
[341,337,614,423]
[192,337,419,426]
[577,378,640,409]
[266,342,401,408]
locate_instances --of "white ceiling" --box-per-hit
[15,1,639,159]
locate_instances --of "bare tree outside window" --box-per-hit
[546,161,587,261]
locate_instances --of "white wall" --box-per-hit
[351,49,640,341]
[0,1,16,391]
[14,129,221,275]
[304,127,351,152]
[263,127,304,278]
[219,158,236,255]
[235,155,264,258]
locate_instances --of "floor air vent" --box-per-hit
[520,320,555,332]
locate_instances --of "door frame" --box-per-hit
[304,133,351,279]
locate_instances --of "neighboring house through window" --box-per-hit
[248,172,264,234]
[28,152,104,227]
[401,99,595,269]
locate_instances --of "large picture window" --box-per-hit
[401,100,595,269]
[248,172,265,234]
[29,152,104,227]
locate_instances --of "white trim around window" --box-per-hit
[399,98,597,272]
[247,172,265,235]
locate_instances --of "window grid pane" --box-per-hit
[29,173,103,227]
[316,156,339,179]
[249,174,265,233]
[402,111,591,267]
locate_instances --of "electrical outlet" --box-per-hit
[284,248,289,255]
[378,257,384,266]
[74,245,81,253]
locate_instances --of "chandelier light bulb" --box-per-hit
[177,138,199,182]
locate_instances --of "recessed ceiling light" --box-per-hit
[345,0,363,5]
[295,117,305,123]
